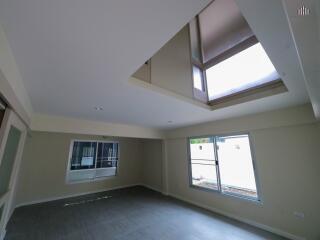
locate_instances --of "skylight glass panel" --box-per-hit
[193,66,204,91]
[206,43,279,101]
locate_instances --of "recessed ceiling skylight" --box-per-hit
[206,43,279,101]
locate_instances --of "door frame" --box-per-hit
[0,108,27,239]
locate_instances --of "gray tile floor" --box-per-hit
[5,186,288,240]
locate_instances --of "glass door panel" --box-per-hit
[0,126,21,197]
[190,137,218,190]
[216,135,258,199]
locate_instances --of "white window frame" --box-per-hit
[66,139,120,184]
[189,13,286,106]
[188,132,262,203]
[0,109,27,236]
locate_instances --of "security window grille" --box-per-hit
[67,140,119,183]
[97,142,118,168]
[70,142,97,170]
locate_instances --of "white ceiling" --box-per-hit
[282,0,320,118]
[0,0,316,129]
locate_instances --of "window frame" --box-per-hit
[189,16,286,106]
[189,16,209,103]
[202,36,258,71]
[187,132,262,203]
[66,139,120,184]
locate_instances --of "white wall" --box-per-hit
[0,23,32,125]
[164,105,320,240]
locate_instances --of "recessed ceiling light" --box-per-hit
[297,5,310,16]
[94,106,103,111]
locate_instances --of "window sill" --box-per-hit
[66,174,117,185]
[66,167,117,184]
[208,79,287,110]
[190,184,262,205]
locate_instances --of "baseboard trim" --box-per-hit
[15,183,140,208]
[140,184,163,194]
[169,192,305,240]
[140,184,170,196]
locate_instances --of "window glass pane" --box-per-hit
[0,204,4,224]
[70,142,97,170]
[216,135,258,199]
[193,66,204,91]
[97,142,118,169]
[206,43,279,100]
[0,127,21,197]
[190,138,218,190]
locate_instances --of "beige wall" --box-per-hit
[151,26,194,100]
[141,139,163,192]
[13,105,320,239]
[165,103,317,138]
[15,132,145,206]
[129,24,210,110]
[15,131,164,207]
[164,106,320,240]
[31,114,164,139]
